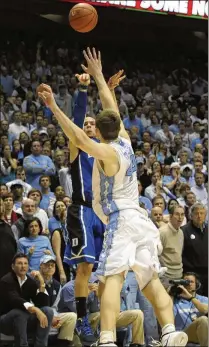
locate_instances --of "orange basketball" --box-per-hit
[69,3,98,33]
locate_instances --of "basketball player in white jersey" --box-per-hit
[38,48,188,347]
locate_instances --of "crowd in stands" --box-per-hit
[0,38,208,347]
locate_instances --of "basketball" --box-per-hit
[69,3,98,33]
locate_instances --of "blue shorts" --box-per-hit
[64,204,105,266]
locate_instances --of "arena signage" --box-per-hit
[63,0,208,19]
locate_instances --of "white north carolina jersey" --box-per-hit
[92,137,147,224]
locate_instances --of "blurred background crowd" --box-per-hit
[0,1,208,347]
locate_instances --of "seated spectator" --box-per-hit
[123,106,144,141]
[23,140,56,190]
[155,121,174,148]
[0,253,54,347]
[0,198,17,279]
[182,203,208,296]
[159,205,185,289]
[39,255,76,347]
[49,201,69,284]
[178,151,189,168]
[138,180,152,215]
[174,134,192,159]
[136,157,151,194]
[12,198,36,241]
[164,143,178,165]
[59,276,145,347]
[48,186,65,218]
[0,144,18,183]
[191,172,208,206]
[2,192,20,225]
[18,217,54,271]
[12,138,24,165]
[173,272,208,347]
[39,175,55,211]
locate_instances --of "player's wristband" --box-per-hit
[79,84,88,92]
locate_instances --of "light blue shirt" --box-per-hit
[139,196,152,215]
[123,117,144,140]
[23,154,56,190]
[174,294,208,330]
[163,175,186,185]
[40,192,55,211]
[169,124,179,135]
[18,235,54,271]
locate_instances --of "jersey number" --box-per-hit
[126,154,137,176]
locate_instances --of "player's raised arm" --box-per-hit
[37,84,117,162]
[82,47,130,142]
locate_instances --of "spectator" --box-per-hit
[138,180,152,215]
[0,183,9,197]
[182,203,208,296]
[152,195,168,215]
[163,162,186,190]
[136,157,151,194]
[23,140,56,190]
[0,67,14,96]
[0,144,18,183]
[177,183,191,208]
[39,255,77,347]
[0,198,17,279]
[191,172,208,205]
[155,121,174,148]
[26,189,49,233]
[159,205,185,289]
[10,182,24,210]
[123,106,144,140]
[151,206,165,229]
[0,253,54,347]
[39,175,55,211]
[180,164,194,186]
[18,217,54,271]
[8,111,29,139]
[2,192,20,225]
[173,272,208,347]
[12,198,36,241]
[48,185,65,218]
[55,84,73,119]
[145,172,167,202]
[50,201,69,284]
[7,167,32,197]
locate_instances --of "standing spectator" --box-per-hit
[23,140,55,190]
[12,198,36,241]
[18,217,54,271]
[48,186,65,218]
[39,175,55,211]
[182,203,208,296]
[0,253,54,347]
[55,84,73,119]
[159,205,185,289]
[27,189,49,233]
[189,121,201,144]
[50,201,69,284]
[7,168,32,197]
[0,198,17,279]
[0,67,14,96]
[191,172,208,206]
[123,107,144,140]
[136,157,151,194]
[10,182,24,210]
[0,144,18,183]
[155,121,174,148]
[3,192,20,225]
[39,255,77,347]
[8,111,29,139]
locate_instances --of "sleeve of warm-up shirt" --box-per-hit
[73,90,87,129]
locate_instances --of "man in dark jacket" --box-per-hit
[0,253,54,347]
[182,202,208,296]
[0,198,17,279]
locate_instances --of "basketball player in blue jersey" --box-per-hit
[38,48,188,347]
[64,73,105,344]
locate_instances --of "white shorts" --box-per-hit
[96,209,164,289]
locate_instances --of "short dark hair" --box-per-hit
[96,109,121,141]
[39,175,51,185]
[28,188,42,201]
[23,217,43,237]
[169,204,184,216]
[2,192,14,201]
[12,252,28,264]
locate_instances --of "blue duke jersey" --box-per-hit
[71,149,95,206]
[92,137,147,224]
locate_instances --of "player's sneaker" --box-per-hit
[149,331,188,347]
[76,316,97,344]
[91,342,117,347]
[161,331,188,346]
